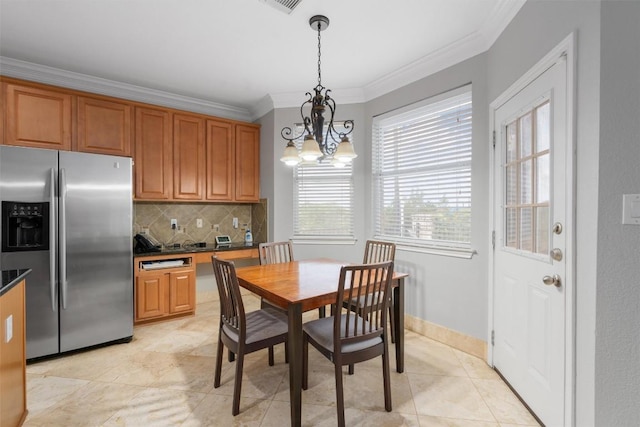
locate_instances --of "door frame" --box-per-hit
[488,33,576,426]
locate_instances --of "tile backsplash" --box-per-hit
[133,199,267,247]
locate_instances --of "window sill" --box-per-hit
[291,236,357,245]
[396,244,476,259]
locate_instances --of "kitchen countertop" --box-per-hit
[0,269,31,297]
[134,242,261,258]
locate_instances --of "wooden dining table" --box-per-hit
[235,258,408,427]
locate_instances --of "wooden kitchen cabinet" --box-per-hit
[134,255,195,324]
[3,83,72,150]
[234,123,260,202]
[134,107,172,200]
[173,113,205,200]
[77,96,132,156]
[206,119,234,201]
[0,279,26,427]
[206,120,260,202]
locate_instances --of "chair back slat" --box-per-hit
[335,261,394,348]
[363,240,396,264]
[212,256,245,338]
[259,241,294,265]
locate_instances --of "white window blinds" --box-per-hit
[372,86,472,250]
[293,124,355,239]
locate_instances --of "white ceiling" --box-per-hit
[0,0,524,120]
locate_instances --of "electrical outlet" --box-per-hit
[170,219,177,229]
[176,226,184,234]
[213,224,220,232]
[142,227,150,234]
[232,217,238,228]
[196,218,203,228]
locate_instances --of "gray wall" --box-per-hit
[596,1,640,424]
[364,54,490,339]
[487,1,602,424]
[259,0,640,423]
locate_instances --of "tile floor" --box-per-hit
[23,294,540,426]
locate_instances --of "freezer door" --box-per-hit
[0,146,59,359]
[59,151,133,352]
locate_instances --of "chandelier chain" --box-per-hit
[317,21,322,86]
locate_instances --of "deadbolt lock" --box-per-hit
[552,222,563,235]
[550,248,563,261]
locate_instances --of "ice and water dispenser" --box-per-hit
[1,201,50,252]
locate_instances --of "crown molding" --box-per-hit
[362,0,524,102]
[0,1,524,121]
[0,56,253,122]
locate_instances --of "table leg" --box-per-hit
[288,303,303,427]
[394,278,405,373]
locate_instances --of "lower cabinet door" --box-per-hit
[169,269,195,314]
[136,273,166,320]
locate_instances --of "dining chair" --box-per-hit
[211,256,289,416]
[259,241,326,318]
[302,261,394,427]
[344,240,397,342]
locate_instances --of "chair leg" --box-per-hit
[334,362,346,427]
[318,306,326,318]
[348,364,354,375]
[389,303,396,344]
[214,334,224,388]
[228,349,235,362]
[268,346,274,366]
[285,340,289,364]
[302,334,309,390]
[382,345,392,412]
[232,351,245,416]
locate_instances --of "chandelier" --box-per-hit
[280,15,356,167]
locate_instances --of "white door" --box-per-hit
[492,54,569,426]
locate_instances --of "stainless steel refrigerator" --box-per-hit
[0,146,133,360]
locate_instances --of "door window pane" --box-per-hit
[520,160,532,204]
[536,102,550,152]
[536,206,550,255]
[536,153,550,204]
[503,98,550,257]
[520,207,532,252]
[506,208,517,248]
[520,112,532,158]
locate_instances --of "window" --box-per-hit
[293,123,355,241]
[504,100,550,255]
[372,86,472,253]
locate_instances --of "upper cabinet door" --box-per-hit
[77,96,132,156]
[134,107,172,200]
[234,124,260,202]
[205,119,234,201]
[4,83,72,150]
[173,113,204,200]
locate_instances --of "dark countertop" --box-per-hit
[0,269,31,297]
[134,242,261,258]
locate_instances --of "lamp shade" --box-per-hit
[280,142,301,166]
[299,134,323,161]
[333,137,357,163]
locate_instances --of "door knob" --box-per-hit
[542,274,562,288]
[550,248,563,261]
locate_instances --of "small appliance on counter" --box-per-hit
[215,235,232,248]
[245,229,253,246]
[134,233,162,253]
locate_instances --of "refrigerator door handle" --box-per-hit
[50,168,57,311]
[60,168,68,310]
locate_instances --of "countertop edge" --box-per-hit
[134,243,260,258]
[0,268,32,297]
